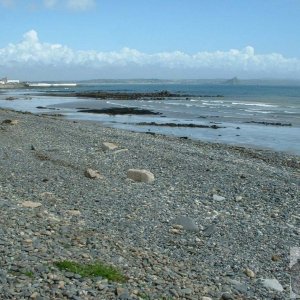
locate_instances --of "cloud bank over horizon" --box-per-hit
[1,30,300,80]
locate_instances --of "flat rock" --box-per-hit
[172,216,199,232]
[213,194,226,201]
[66,210,81,216]
[127,169,154,183]
[203,224,217,237]
[85,168,103,179]
[102,142,118,151]
[261,278,283,292]
[181,288,193,295]
[227,279,248,293]
[21,201,42,208]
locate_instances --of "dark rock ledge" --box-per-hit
[245,121,292,126]
[43,90,224,100]
[77,107,162,115]
[136,122,224,129]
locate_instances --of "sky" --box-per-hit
[0,0,300,80]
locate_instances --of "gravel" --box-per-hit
[0,108,299,299]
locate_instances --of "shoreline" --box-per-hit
[0,108,299,299]
[1,83,299,156]
[1,95,299,156]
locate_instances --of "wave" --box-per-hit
[105,101,135,108]
[165,102,194,107]
[232,102,278,108]
[244,109,272,114]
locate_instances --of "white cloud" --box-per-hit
[1,30,300,79]
[23,30,39,43]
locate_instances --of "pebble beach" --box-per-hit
[0,108,299,300]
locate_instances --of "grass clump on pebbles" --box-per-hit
[54,260,126,282]
[22,271,34,278]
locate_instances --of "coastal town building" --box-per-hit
[0,77,20,84]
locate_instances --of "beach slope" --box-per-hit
[0,108,299,299]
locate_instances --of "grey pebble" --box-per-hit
[221,292,234,300]
[172,216,199,232]
[203,224,217,237]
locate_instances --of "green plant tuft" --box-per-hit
[23,271,34,278]
[54,260,126,282]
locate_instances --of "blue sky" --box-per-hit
[1,0,300,80]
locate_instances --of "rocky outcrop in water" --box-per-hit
[137,122,224,129]
[245,121,292,126]
[77,107,161,115]
[49,90,180,100]
[44,90,224,99]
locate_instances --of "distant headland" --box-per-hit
[1,77,300,88]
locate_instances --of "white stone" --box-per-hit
[21,201,42,208]
[85,168,103,179]
[202,297,213,300]
[67,210,81,216]
[10,120,19,125]
[30,292,39,299]
[213,194,226,201]
[261,278,283,292]
[102,142,118,151]
[127,169,154,183]
[244,268,255,278]
[58,281,65,289]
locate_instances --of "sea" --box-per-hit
[0,82,299,155]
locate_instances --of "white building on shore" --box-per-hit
[0,77,20,84]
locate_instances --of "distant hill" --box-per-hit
[224,77,240,85]
[75,78,300,86]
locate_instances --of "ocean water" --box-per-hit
[0,83,299,155]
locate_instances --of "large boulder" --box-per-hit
[85,168,103,179]
[127,169,154,183]
[172,216,199,232]
[102,142,118,151]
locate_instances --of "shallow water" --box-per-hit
[0,83,299,155]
